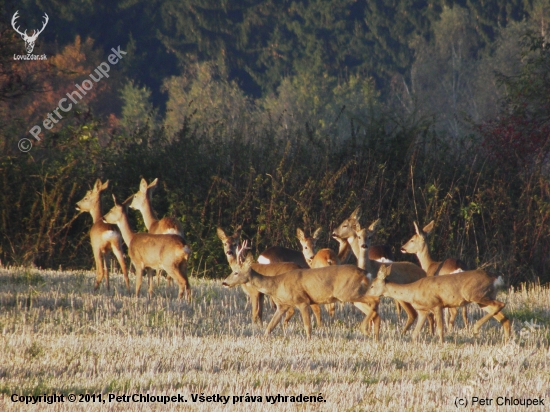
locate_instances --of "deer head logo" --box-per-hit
[11,11,49,54]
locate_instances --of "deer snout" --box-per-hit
[221,281,230,288]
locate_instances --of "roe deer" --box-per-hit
[401,221,469,328]
[367,264,511,343]
[216,227,323,326]
[104,195,191,299]
[129,178,191,286]
[223,241,381,339]
[352,222,431,334]
[331,207,394,263]
[76,179,129,291]
[257,240,309,268]
[296,227,341,317]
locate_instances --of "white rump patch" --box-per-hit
[449,268,464,274]
[257,256,270,264]
[366,273,373,281]
[494,276,505,289]
[165,228,181,236]
[376,258,393,263]
[183,245,192,255]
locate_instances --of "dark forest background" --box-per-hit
[1,0,550,283]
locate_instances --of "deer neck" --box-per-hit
[139,198,159,230]
[415,243,435,271]
[89,200,103,224]
[336,238,352,264]
[114,212,135,247]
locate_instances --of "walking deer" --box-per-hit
[223,241,381,339]
[401,221,469,328]
[352,223,430,334]
[367,264,511,343]
[331,207,394,263]
[76,179,129,291]
[216,227,323,326]
[104,195,191,299]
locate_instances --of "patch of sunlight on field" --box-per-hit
[0,266,549,411]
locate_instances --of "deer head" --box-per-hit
[12,11,49,54]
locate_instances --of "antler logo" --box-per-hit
[11,10,49,54]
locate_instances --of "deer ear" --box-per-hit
[216,227,227,241]
[93,179,103,192]
[148,178,159,189]
[234,225,242,236]
[122,195,133,208]
[423,220,435,235]
[139,178,148,193]
[377,264,391,279]
[351,207,362,220]
[296,228,305,241]
[413,221,420,235]
[112,194,118,205]
[100,180,109,191]
[313,227,323,240]
[368,219,381,233]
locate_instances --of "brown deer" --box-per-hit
[76,179,129,292]
[401,221,469,328]
[352,223,431,334]
[216,227,323,326]
[223,241,381,339]
[104,195,191,299]
[331,207,394,263]
[367,264,511,343]
[296,227,341,317]
[129,178,191,285]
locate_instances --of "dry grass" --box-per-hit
[0,266,549,411]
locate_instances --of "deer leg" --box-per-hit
[354,300,380,340]
[427,312,435,335]
[265,305,290,336]
[177,260,191,300]
[474,301,508,339]
[111,241,129,292]
[411,310,429,342]
[462,306,469,328]
[283,307,295,327]
[447,307,458,329]
[398,300,417,334]
[93,250,104,290]
[297,303,312,338]
[326,303,336,317]
[135,265,144,297]
[311,304,323,327]
[248,289,262,324]
[147,268,154,298]
[395,300,402,317]
[434,306,445,343]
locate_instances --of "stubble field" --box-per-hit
[0,266,549,411]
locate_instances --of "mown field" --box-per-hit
[0,266,549,411]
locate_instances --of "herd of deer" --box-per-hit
[76,178,511,344]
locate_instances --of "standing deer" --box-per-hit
[367,264,511,343]
[76,179,129,292]
[331,207,394,263]
[129,178,191,285]
[216,227,323,326]
[223,241,381,339]
[401,221,469,328]
[104,195,191,299]
[296,227,341,317]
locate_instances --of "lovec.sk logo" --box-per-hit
[11,10,49,60]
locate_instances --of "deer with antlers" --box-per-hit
[223,240,382,339]
[217,227,324,326]
[11,11,49,54]
[76,179,129,292]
